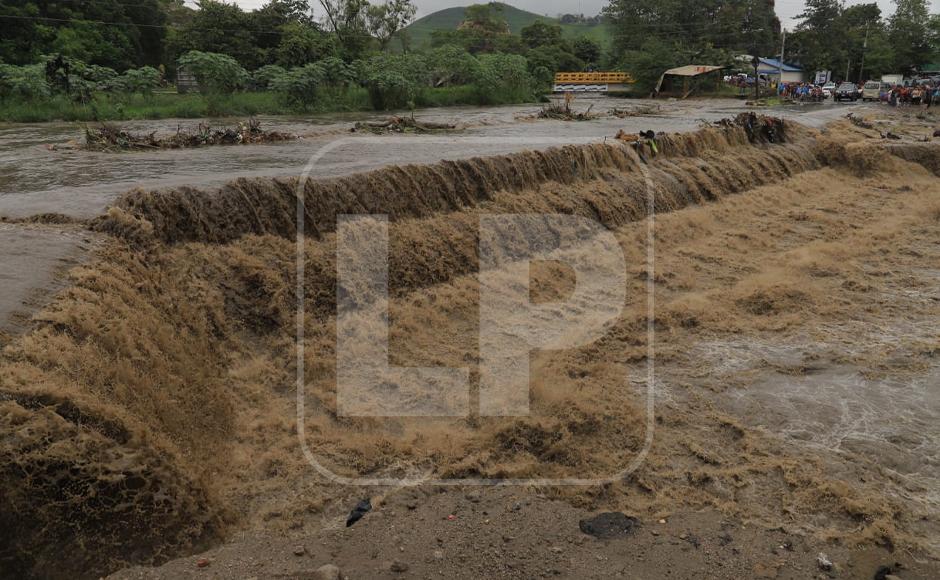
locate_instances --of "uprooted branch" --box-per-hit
[84,119,295,151]
[351,115,459,134]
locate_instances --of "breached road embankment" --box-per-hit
[2,117,939,579]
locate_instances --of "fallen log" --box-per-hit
[83,119,295,151]
[352,115,459,134]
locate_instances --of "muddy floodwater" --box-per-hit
[2,98,939,579]
[0,97,855,219]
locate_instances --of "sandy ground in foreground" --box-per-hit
[109,488,937,580]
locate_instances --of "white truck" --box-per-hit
[881,74,903,86]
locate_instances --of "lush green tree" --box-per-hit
[604,0,779,57]
[316,0,373,60]
[889,0,933,73]
[250,64,287,89]
[0,64,49,99]
[318,56,356,85]
[52,23,136,71]
[616,38,733,92]
[461,3,510,34]
[788,0,931,81]
[275,22,337,67]
[433,2,511,53]
[520,20,563,49]
[366,0,418,50]
[173,1,261,68]
[0,0,167,68]
[426,45,480,86]
[789,0,849,77]
[116,66,163,94]
[271,62,325,107]
[357,52,431,108]
[929,15,940,65]
[472,52,533,103]
[124,0,170,67]
[841,4,892,81]
[572,37,602,65]
[526,45,584,76]
[177,50,249,93]
[250,0,316,62]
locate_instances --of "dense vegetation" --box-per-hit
[0,0,938,121]
[398,2,610,50]
[788,0,940,79]
[0,1,601,121]
[606,0,940,88]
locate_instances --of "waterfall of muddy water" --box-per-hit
[0,98,857,220]
[1,117,939,578]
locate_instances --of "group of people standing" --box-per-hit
[885,83,938,108]
[777,82,825,101]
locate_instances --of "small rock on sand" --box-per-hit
[579,513,639,539]
[314,564,341,580]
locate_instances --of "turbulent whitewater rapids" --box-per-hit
[2,115,940,578]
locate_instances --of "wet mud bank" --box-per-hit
[2,117,939,578]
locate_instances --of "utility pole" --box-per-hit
[858,26,870,84]
[845,58,851,83]
[753,55,760,100]
[778,29,787,85]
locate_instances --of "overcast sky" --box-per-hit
[230,0,939,28]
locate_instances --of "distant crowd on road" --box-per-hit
[775,77,939,108]
[882,84,938,107]
[778,83,826,101]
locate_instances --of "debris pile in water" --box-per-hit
[846,112,875,129]
[608,104,660,118]
[352,115,459,134]
[84,118,295,151]
[537,100,597,121]
[711,112,786,143]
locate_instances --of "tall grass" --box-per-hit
[0,85,536,123]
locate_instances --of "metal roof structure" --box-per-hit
[660,65,725,77]
[756,58,803,73]
[654,65,725,95]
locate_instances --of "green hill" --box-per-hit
[400,3,611,50]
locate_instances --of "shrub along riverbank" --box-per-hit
[0,49,542,123]
[0,85,522,123]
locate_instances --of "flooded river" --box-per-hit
[0,97,857,219]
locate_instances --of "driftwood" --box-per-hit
[846,113,875,130]
[352,115,459,134]
[608,105,660,118]
[84,119,295,151]
[537,100,597,121]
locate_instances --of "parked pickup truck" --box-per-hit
[834,82,860,101]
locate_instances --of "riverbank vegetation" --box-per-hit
[1,0,937,122]
[0,1,592,122]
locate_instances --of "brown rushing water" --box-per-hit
[6,100,937,579]
[0,97,856,219]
